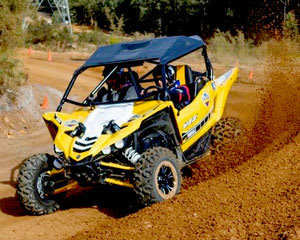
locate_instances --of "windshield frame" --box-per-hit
[56,46,212,112]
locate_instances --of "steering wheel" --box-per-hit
[143,85,163,95]
[143,86,171,101]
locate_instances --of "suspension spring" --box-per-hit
[123,147,141,164]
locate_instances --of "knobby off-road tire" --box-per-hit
[17,154,65,215]
[134,147,181,206]
[210,117,244,154]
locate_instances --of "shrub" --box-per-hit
[77,30,109,46]
[0,0,30,96]
[109,36,121,45]
[0,0,30,51]
[207,29,266,65]
[25,19,73,50]
[0,53,26,95]
[283,11,299,41]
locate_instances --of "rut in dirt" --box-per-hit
[183,40,300,188]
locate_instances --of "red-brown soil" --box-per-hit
[0,42,300,240]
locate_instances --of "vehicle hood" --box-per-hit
[44,100,172,161]
[73,103,135,152]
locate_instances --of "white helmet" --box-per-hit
[166,65,175,82]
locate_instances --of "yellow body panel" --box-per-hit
[175,67,238,151]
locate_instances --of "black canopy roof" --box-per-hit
[80,35,205,69]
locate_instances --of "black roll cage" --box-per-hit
[56,46,213,112]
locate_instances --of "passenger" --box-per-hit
[101,67,138,102]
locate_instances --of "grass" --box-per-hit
[207,30,268,66]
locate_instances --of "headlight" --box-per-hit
[102,146,111,155]
[115,139,125,149]
[54,114,62,124]
[54,145,63,154]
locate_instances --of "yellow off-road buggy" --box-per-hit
[17,36,239,215]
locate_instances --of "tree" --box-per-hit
[69,0,300,40]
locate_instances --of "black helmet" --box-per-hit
[103,66,124,79]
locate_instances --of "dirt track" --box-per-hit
[1,42,300,239]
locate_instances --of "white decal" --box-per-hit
[211,82,216,90]
[183,114,197,129]
[73,103,134,151]
[202,92,210,107]
[64,119,79,127]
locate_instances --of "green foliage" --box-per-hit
[0,0,30,51]
[76,30,109,46]
[103,6,124,34]
[109,36,121,45]
[0,0,30,95]
[69,0,103,26]
[68,0,300,41]
[0,53,26,95]
[283,11,299,41]
[24,18,128,51]
[209,30,252,56]
[208,30,266,64]
[25,20,73,50]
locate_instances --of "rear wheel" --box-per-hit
[134,147,181,206]
[17,154,66,215]
[210,117,244,154]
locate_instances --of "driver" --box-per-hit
[152,65,190,108]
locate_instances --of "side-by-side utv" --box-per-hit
[17,35,240,215]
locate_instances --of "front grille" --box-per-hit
[73,137,97,153]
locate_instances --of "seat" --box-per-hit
[175,65,193,85]
[175,65,204,101]
[96,87,108,102]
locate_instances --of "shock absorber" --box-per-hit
[123,147,141,164]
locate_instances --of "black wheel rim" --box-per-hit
[157,165,174,195]
[36,172,54,200]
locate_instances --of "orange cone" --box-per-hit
[248,69,253,80]
[41,95,49,109]
[28,46,32,56]
[48,50,52,61]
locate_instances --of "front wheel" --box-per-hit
[17,154,66,215]
[134,147,181,206]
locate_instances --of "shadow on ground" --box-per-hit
[0,195,26,217]
[0,184,140,219]
[63,186,140,218]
